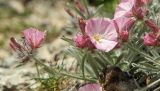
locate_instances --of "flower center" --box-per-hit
[93,34,102,42]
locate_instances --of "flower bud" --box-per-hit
[125,18,136,30]
[78,18,86,34]
[74,33,95,49]
[120,31,129,42]
[145,19,159,33]
[132,6,147,19]
[9,37,30,62]
[9,37,22,51]
[143,33,157,46]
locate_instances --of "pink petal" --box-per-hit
[114,0,134,19]
[78,84,102,91]
[93,39,117,52]
[103,22,118,41]
[85,18,111,36]
[120,0,129,3]
[22,28,45,49]
[113,17,135,32]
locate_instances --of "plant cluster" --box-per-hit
[10,0,160,91]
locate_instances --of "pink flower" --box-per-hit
[143,33,157,46]
[114,0,147,19]
[114,0,135,19]
[145,19,159,33]
[85,18,118,52]
[113,17,135,42]
[22,28,45,49]
[74,33,95,49]
[78,84,102,91]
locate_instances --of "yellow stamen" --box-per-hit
[93,34,102,42]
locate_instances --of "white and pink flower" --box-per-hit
[114,0,135,19]
[114,0,148,19]
[85,18,118,52]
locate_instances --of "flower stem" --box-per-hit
[35,61,40,78]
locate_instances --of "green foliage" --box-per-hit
[88,0,118,17]
[12,0,160,91]
[62,1,160,90]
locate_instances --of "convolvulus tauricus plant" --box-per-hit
[10,0,160,91]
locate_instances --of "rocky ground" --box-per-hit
[0,0,75,91]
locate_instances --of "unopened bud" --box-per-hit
[145,19,159,33]
[120,31,129,42]
[143,33,157,46]
[74,33,95,49]
[78,18,86,34]
[10,37,22,51]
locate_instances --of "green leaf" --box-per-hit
[97,52,113,65]
[81,53,87,79]
[61,36,74,44]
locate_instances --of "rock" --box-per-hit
[37,44,52,61]
[51,37,68,51]
[0,63,38,91]
[0,49,10,60]
[8,0,24,13]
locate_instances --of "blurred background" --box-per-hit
[0,0,118,91]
